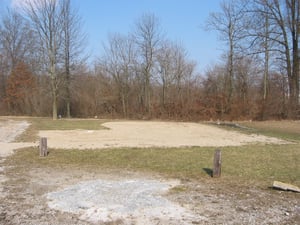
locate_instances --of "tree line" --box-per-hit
[0,0,299,120]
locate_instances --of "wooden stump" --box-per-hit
[39,137,48,157]
[213,149,221,178]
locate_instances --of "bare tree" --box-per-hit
[250,0,300,118]
[0,9,36,72]
[61,0,86,118]
[156,40,196,117]
[0,54,7,106]
[285,0,300,117]
[202,64,227,118]
[207,0,248,113]
[156,41,175,107]
[245,2,271,101]
[134,13,163,114]
[0,9,38,113]
[101,33,136,117]
[234,55,259,117]
[23,0,63,120]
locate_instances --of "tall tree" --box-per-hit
[156,41,195,108]
[254,0,300,118]
[238,1,274,118]
[61,0,86,118]
[207,0,248,113]
[0,9,35,70]
[285,0,300,117]
[134,13,163,114]
[156,41,175,107]
[101,33,136,117]
[0,9,38,113]
[23,0,63,120]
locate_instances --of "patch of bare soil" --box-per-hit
[39,121,288,149]
[0,120,36,199]
[0,120,36,157]
[0,119,299,224]
[1,167,299,225]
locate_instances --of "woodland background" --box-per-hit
[0,0,299,120]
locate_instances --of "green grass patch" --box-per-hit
[207,121,300,142]
[7,144,300,187]
[16,117,107,142]
[27,117,106,130]
[241,121,300,142]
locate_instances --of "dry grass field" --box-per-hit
[0,117,299,224]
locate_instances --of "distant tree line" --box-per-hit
[0,0,299,120]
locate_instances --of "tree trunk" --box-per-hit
[65,67,71,118]
[226,22,234,114]
[290,33,299,118]
[262,11,270,120]
[144,71,151,114]
[121,91,127,118]
[51,60,58,120]
[263,9,269,101]
[52,90,58,120]
[162,78,166,107]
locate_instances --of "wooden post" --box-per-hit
[213,149,221,178]
[39,137,48,157]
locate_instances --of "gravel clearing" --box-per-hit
[47,178,201,224]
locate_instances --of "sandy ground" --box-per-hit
[0,119,299,225]
[39,121,287,149]
[0,120,36,157]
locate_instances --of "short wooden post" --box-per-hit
[39,137,48,157]
[213,149,221,178]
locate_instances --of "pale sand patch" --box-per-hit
[0,120,29,143]
[0,120,37,157]
[39,121,288,149]
[0,142,37,157]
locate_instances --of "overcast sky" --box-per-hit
[1,0,223,73]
